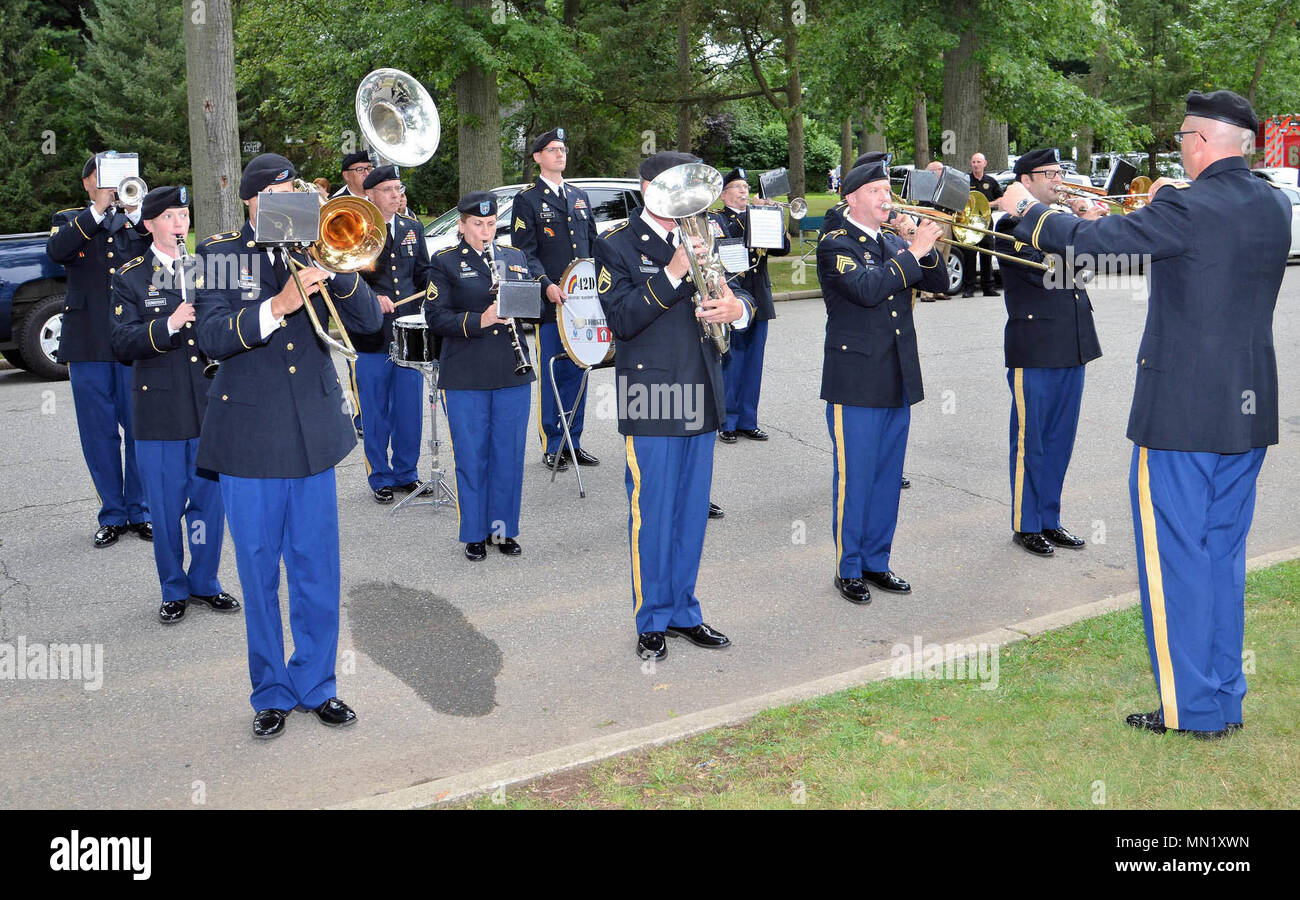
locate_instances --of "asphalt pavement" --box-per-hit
[2,268,1298,808]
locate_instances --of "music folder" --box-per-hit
[717,237,749,273]
[96,152,139,190]
[1105,159,1138,196]
[496,279,542,320]
[746,206,785,249]
[759,167,790,200]
[253,192,322,245]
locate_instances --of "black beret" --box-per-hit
[458,191,497,217]
[852,150,892,169]
[723,168,748,187]
[531,127,567,154]
[82,154,98,179]
[240,153,296,201]
[140,186,189,220]
[362,165,398,190]
[638,150,699,184]
[340,150,371,172]
[841,161,888,197]
[1013,148,1061,177]
[1185,89,1258,133]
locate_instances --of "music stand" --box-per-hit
[389,354,456,514]
[548,354,614,498]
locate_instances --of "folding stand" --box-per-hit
[391,360,456,514]
[548,354,614,498]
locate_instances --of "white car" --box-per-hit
[1252,166,1299,188]
[423,177,643,256]
[1276,184,1300,258]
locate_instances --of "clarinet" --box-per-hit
[489,253,533,377]
[176,236,218,378]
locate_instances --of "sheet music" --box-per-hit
[97,153,138,190]
[717,238,749,273]
[747,206,785,249]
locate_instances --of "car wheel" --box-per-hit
[945,252,964,294]
[18,292,69,381]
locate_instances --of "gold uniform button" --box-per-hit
[568,216,572,222]
[572,243,577,249]
[895,328,901,335]
[840,344,847,351]
[636,363,644,370]
[1027,314,1034,319]
[190,355,198,363]
[246,241,256,248]
[280,320,287,328]
[184,322,192,329]
[107,251,114,258]
[109,267,116,274]
[492,329,499,335]
[1140,358,1146,365]
[187,339,194,345]
[222,394,228,401]
[289,366,296,374]
[891,310,898,318]
[286,342,294,351]
[107,237,113,243]
[141,385,148,391]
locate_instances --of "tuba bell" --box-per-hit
[355,68,441,168]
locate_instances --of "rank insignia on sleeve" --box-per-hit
[836,255,858,273]
[514,217,526,231]
[195,275,205,288]
[597,266,612,293]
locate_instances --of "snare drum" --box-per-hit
[557,258,614,368]
[391,314,437,367]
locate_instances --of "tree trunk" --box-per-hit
[563,0,580,28]
[783,3,803,235]
[1076,40,1107,179]
[840,115,853,179]
[913,89,930,167]
[183,0,241,238]
[859,103,887,155]
[1247,2,1289,107]
[941,0,982,168]
[981,120,1007,170]
[676,15,692,151]
[454,0,502,194]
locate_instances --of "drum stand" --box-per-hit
[391,358,456,514]
[548,354,614,498]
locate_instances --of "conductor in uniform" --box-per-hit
[594,150,755,661]
[818,161,949,605]
[425,192,536,561]
[992,149,1103,557]
[1002,90,1288,739]
[195,153,382,739]
[715,167,788,443]
[110,186,238,624]
[47,154,153,548]
[511,127,600,472]
[354,165,429,503]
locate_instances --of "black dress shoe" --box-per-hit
[1125,709,1167,734]
[253,708,290,739]
[313,697,357,727]
[127,521,153,541]
[495,537,522,556]
[355,425,364,440]
[961,289,974,298]
[708,501,724,519]
[93,525,122,548]
[738,428,769,441]
[190,591,241,612]
[667,622,731,648]
[392,481,420,494]
[864,570,911,594]
[1042,526,1085,549]
[565,447,600,466]
[543,452,569,472]
[920,293,938,302]
[464,541,487,561]
[1013,531,1055,556]
[159,599,187,624]
[373,486,394,503]
[834,576,871,605]
[901,475,911,489]
[637,632,667,660]
[983,287,1000,297]
[1226,721,1243,733]
[718,430,738,443]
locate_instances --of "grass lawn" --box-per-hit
[465,559,1299,809]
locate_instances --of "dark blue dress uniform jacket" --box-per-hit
[817,221,950,408]
[424,239,538,391]
[1013,157,1288,453]
[993,215,1103,369]
[718,205,790,321]
[109,251,210,441]
[594,212,756,437]
[355,212,431,354]
[46,206,152,362]
[510,178,598,324]
[193,222,382,478]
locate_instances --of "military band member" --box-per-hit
[354,165,429,503]
[195,153,383,739]
[992,149,1103,557]
[46,154,153,548]
[963,152,1003,298]
[332,150,373,200]
[511,127,600,472]
[820,150,891,238]
[594,151,755,661]
[425,192,536,561]
[109,187,239,624]
[714,168,788,443]
[1002,90,1288,739]
[818,161,949,605]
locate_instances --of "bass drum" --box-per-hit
[556,258,614,368]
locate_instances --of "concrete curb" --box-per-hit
[331,544,1300,810]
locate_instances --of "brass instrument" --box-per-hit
[487,254,533,377]
[355,68,441,167]
[756,196,808,219]
[643,162,732,354]
[115,176,148,210]
[886,192,1054,273]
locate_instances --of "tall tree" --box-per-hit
[454,0,503,194]
[184,0,241,238]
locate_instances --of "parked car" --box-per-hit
[1275,184,1300,258]
[1251,166,1299,188]
[424,177,643,256]
[0,231,68,379]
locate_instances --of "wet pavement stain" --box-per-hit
[346,582,502,716]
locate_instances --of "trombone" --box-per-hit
[886,193,1055,273]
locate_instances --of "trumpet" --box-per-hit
[754,196,808,219]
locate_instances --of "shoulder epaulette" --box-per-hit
[599,221,628,239]
[518,183,537,194]
[202,230,242,246]
[1172,182,1191,189]
[820,228,847,242]
[435,245,457,256]
[55,207,82,215]
[119,255,145,272]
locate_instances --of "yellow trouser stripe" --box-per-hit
[1013,368,1027,531]
[441,390,461,529]
[626,435,645,617]
[349,359,370,475]
[1137,446,1179,729]
[833,403,846,575]
[533,330,546,448]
